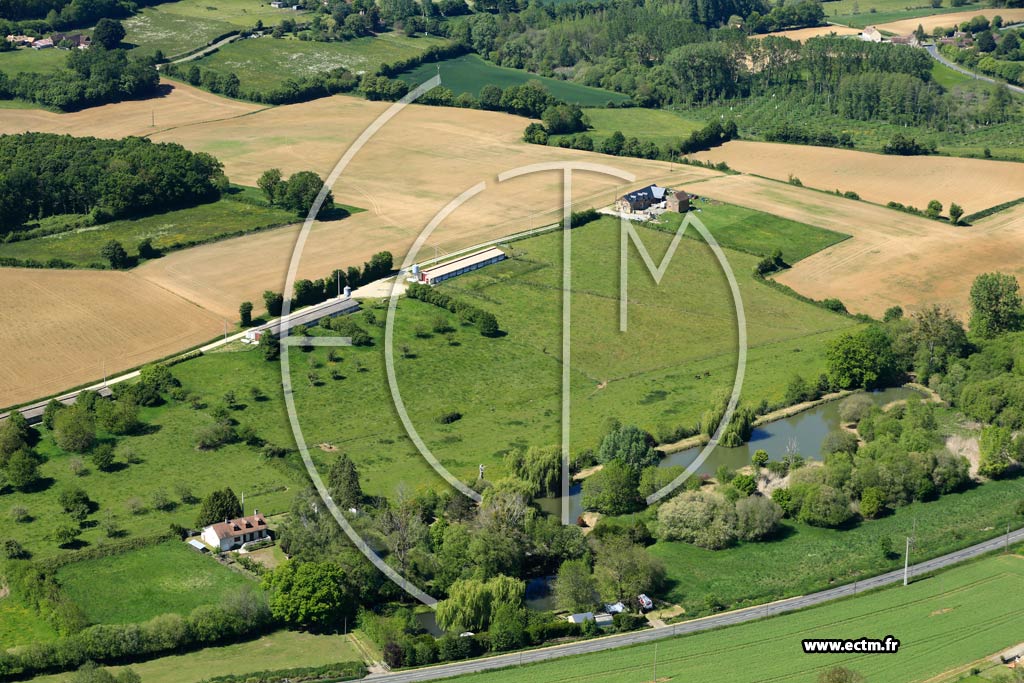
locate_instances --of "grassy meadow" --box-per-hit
[648,474,1024,615]
[124,0,311,58]
[191,33,450,89]
[439,551,1024,683]
[0,47,67,76]
[397,54,630,106]
[31,631,366,683]
[56,540,254,624]
[550,108,707,147]
[0,194,299,268]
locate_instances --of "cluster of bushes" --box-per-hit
[753,248,786,276]
[0,132,225,233]
[0,586,275,678]
[257,168,334,218]
[406,282,500,336]
[882,134,936,156]
[746,0,824,33]
[771,398,971,526]
[657,489,783,549]
[764,123,854,149]
[198,662,366,683]
[0,47,158,112]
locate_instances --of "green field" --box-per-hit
[0,47,67,76]
[397,54,630,106]
[1,397,306,563]
[441,551,1024,683]
[32,630,366,683]
[192,33,450,90]
[648,474,1024,615]
[829,0,985,28]
[125,0,311,58]
[56,540,254,624]
[0,595,58,649]
[551,108,707,147]
[0,194,302,268]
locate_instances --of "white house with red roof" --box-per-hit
[200,511,270,552]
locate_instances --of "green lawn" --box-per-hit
[0,194,301,268]
[658,203,849,262]
[0,47,67,76]
[397,54,630,106]
[32,631,365,683]
[440,551,1024,683]
[56,540,254,624]
[551,108,707,147]
[830,1,985,28]
[192,33,450,90]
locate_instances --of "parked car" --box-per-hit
[638,594,654,612]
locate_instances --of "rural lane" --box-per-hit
[366,526,1024,682]
[924,44,1024,95]
[167,33,242,65]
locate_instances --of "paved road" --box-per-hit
[925,44,1024,95]
[367,526,1024,682]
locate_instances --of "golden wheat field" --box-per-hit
[692,141,1024,214]
[0,269,224,408]
[758,25,862,41]
[690,174,1024,318]
[874,8,1024,34]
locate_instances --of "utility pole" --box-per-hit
[337,269,341,297]
[903,536,911,586]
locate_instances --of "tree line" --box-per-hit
[0,132,226,234]
[0,46,159,111]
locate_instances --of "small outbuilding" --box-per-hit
[417,247,506,286]
[567,612,595,624]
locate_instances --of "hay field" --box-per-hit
[875,7,1024,33]
[0,80,263,138]
[133,94,719,317]
[692,140,1024,213]
[691,174,1024,317]
[758,25,862,41]
[0,269,224,409]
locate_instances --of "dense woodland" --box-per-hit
[0,133,226,233]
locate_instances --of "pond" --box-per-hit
[537,387,923,522]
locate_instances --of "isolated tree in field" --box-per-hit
[258,168,284,203]
[93,19,126,49]
[54,406,96,453]
[883,305,903,322]
[89,443,116,471]
[282,171,333,217]
[263,290,284,317]
[195,487,243,527]
[263,560,353,630]
[59,486,92,521]
[925,199,942,219]
[969,272,1023,338]
[949,202,964,225]
[53,521,82,547]
[554,558,598,613]
[5,449,41,490]
[327,453,363,509]
[239,301,254,327]
[101,240,130,269]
